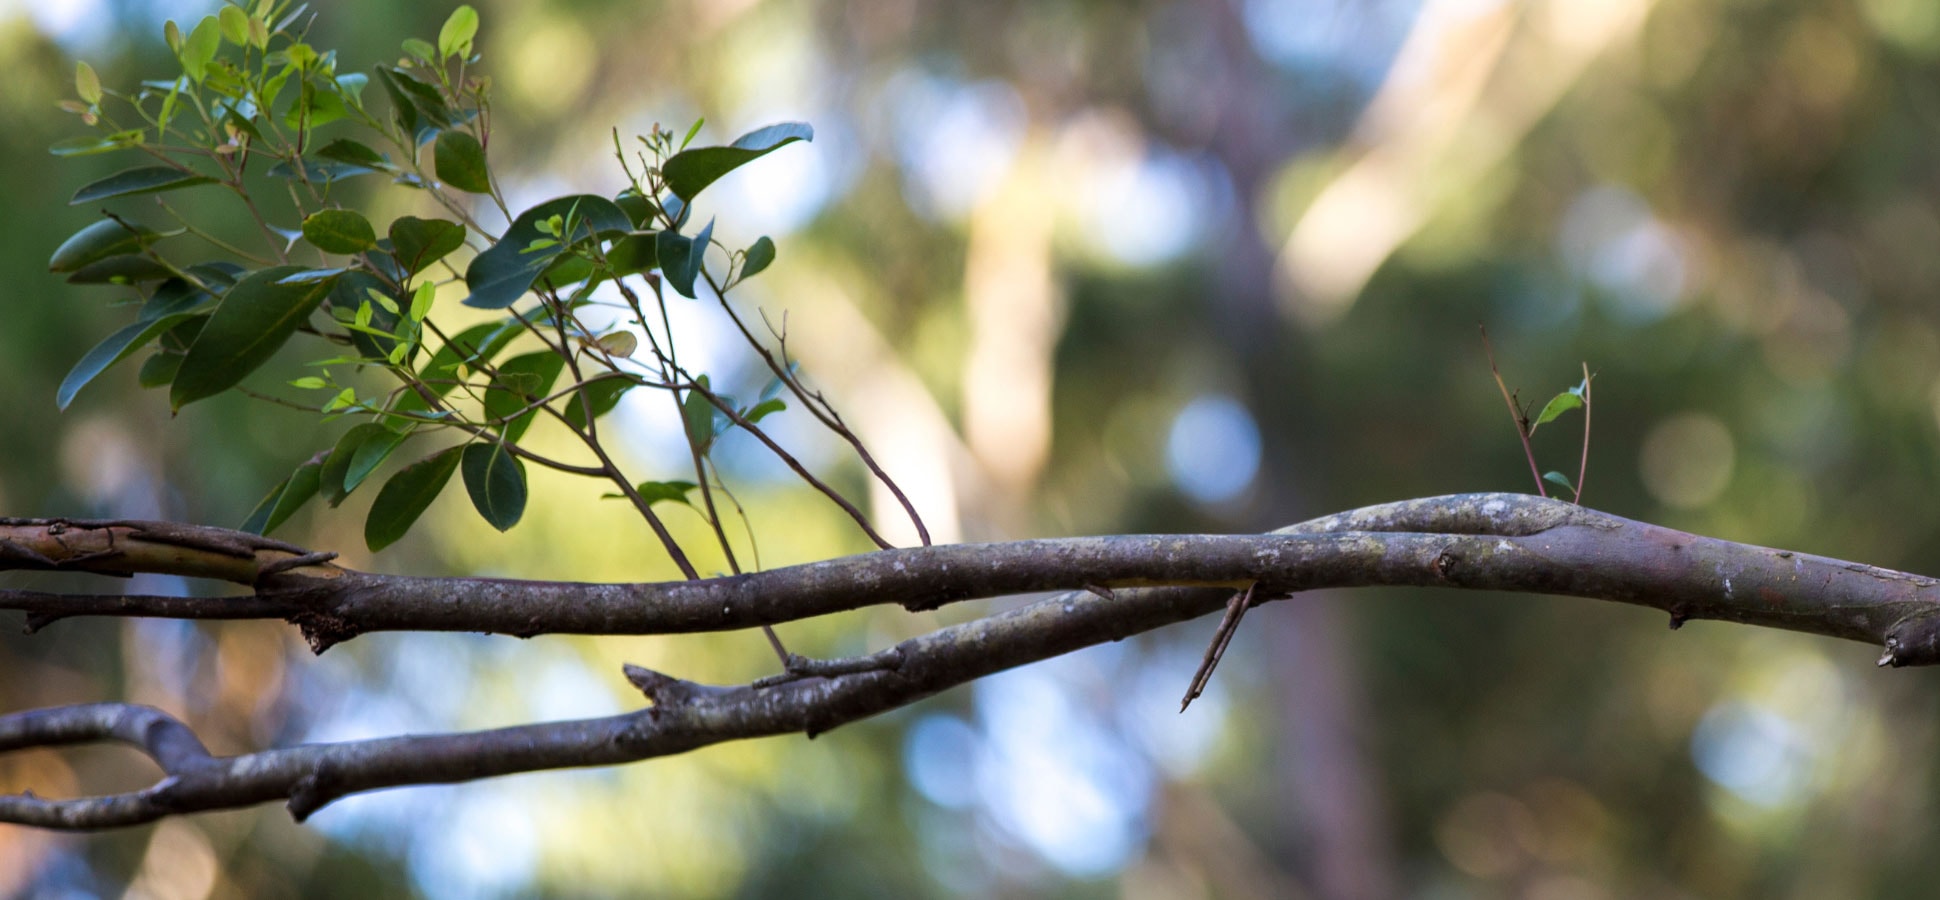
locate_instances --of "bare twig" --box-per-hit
[1480,326,1546,498]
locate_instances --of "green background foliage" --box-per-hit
[5,0,1940,897]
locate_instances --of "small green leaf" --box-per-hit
[1543,471,1576,492]
[410,281,436,321]
[461,441,526,531]
[434,131,491,193]
[1528,391,1585,435]
[265,157,379,183]
[606,232,658,275]
[75,61,101,105]
[171,266,337,410]
[403,38,437,63]
[70,166,216,204]
[392,322,518,417]
[315,138,391,170]
[680,118,704,151]
[49,219,160,273]
[321,424,392,506]
[482,352,565,443]
[364,445,462,551]
[217,5,248,44]
[740,236,775,281]
[241,457,324,536]
[302,209,378,254]
[179,16,221,82]
[438,5,479,60]
[605,480,698,507]
[661,122,812,202]
[289,376,327,390]
[164,20,183,53]
[389,216,465,275]
[595,331,637,358]
[138,351,185,388]
[682,376,717,453]
[744,397,785,425]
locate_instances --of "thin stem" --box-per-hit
[1480,326,1546,499]
[1575,362,1593,505]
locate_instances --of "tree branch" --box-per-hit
[5,492,1940,829]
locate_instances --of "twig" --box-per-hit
[1480,326,1546,498]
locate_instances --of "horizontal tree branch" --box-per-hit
[3,493,1939,829]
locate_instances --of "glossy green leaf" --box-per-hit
[364,445,462,551]
[434,131,491,193]
[241,457,324,536]
[389,216,465,275]
[57,312,204,409]
[462,195,629,309]
[614,189,656,228]
[138,351,185,388]
[331,272,405,362]
[265,157,379,183]
[439,5,479,59]
[482,351,565,443]
[624,480,697,508]
[563,375,636,431]
[656,218,713,299]
[49,220,162,273]
[171,266,337,410]
[1528,391,1585,435]
[321,423,392,505]
[66,255,173,284]
[461,441,526,531]
[661,122,812,202]
[70,166,216,205]
[740,236,775,281]
[302,209,378,254]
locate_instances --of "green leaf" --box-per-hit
[680,118,704,151]
[75,61,101,105]
[302,209,378,254]
[740,236,775,281]
[682,376,717,453]
[482,351,565,443]
[217,5,248,44]
[462,195,630,309]
[461,441,526,531]
[629,480,697,508]
[345,427,412,491]
[58,311,203,409]
[241,457,324,536]
[49,219,161,273]
[661,122,812,202]
[138,350,185,388]
[438,5,479,59]
[179,16,221,82]
[289,376,326,389]
[315,138,391,170]
[66,254,173,284]
[434,131,491,193]
[606,232,658,276]
[392,322,518,417]
[614,188,655,228]
[331,272,405,362]
[563,375,636,431]
[50,130,145,157]
[744,397,785,424]
[410,281,436,321]
[364,445,462,551]
[265,157,379,183]
[70,166,216,204]
[321,424,392,506]
[656,218,713,299]
[1528,391,1585,435]
[171,266,337,410]
[1543,471,1576,492]
[389,216,466,275]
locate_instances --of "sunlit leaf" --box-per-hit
[171,266,337,410]
[75,61,101,105]
[661,122,812,202]
[438,5,479,60]
[1528,391,1585,435]
[302,209,378,254]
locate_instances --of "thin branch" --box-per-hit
[1479,326,1546,498]
[1576,362,1593,505]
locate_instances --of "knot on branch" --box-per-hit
[1880,613,1940,667]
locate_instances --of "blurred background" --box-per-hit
[4,0,1940,896]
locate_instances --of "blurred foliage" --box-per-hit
[8,0,1940,897]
